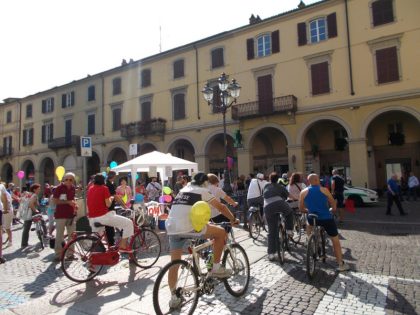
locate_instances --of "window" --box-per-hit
[26,104,32,118]
[371,0,394,27]
[376,46,399,84]
[173,93,185,120]
[62,91,75,108]
[113,77,122,95]
[23,128,34,146]
[211,84,222,113]
[3,136,12,155]
[65,119,72,141]
[246,30,279,60]
[88,85,96,101]
[310,18,327,43]
[87,113,95,135]
[173,59,184,79]
[311,61,330,95]
[42,97,55,113]
[6,111,12,123]
[257,75,274,115]
[41,122,54,143]
[141,69,151,87]
[141,101,151,121]
[112,107,121,131]
[388,121,404,145]
[211,48,224,69]
[298,13,337,46]
[334,128,348,151]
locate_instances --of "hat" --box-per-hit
[282,173,288,179]
[257,173,264,180]
[191,172,208,186]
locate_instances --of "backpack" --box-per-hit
[18,193,33,221]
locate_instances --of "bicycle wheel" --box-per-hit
[278,224,286,265]
[290,213,302,244]
[306,234,317,280]
[248,212,261,240]
[222,243,250,297]
[153,259,199,315]
[2,228,9,245]
[320,229,326,263]
[61,234,105,283]
[36,224,44,250]
[130,228,161,268]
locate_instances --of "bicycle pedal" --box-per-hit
[30,228,36,231]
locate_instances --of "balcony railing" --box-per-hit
[121,118,166,138]
[0,147,13,157]
[48,135,80,149]
[231,95,297,120]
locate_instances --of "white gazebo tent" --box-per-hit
[111,151,198,195]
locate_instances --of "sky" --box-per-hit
[0,0,319,102]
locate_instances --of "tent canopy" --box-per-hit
[111,150,198,180]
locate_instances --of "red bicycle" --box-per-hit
[61,206,161,283]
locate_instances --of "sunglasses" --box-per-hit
[64,178,74,182]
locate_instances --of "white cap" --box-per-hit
[257,173,264,179]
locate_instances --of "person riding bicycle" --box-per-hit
[87,173,134,253]
[287,172,306,209]
[207,173,238,223]
[298,173,350,272]
[246,173,267,228]
[263,172,294,261]
[165,172,239,309]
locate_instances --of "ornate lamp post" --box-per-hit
[202,73,241,194]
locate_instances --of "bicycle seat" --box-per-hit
[248,206,259,213]
[307,213,319,219]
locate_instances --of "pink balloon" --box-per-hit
[17,170,25,179]
[164,195,172,203]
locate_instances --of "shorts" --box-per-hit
[334,193,344,208]
[307,217,338,237]
[168,226,208,250]
[2,211,13,229]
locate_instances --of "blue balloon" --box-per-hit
[110,161,118,168]
[102,171,107,178]
[135,194,144,202]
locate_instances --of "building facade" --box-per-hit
[0,0,419,194]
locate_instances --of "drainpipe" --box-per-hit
[18,99,22,152]
[194,44,201,120]
[345,0,355,95]
[101,74,105,135]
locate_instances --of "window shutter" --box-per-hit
[211,48,224,69]
[212,85,221,113]
[311,62,330,95]
[376,46,399,84]
[141,101,151,121]
[42,100,46,113]
[327,13,337,38]
[51,98,54,111]
[257,75,273,115]
[372,0,394,26]
[71,91,75,106]
[50,124,54,141]
[23,130,27,146]
[246,38,254,60]
[297,22,307,46]
[62,94,66,108]
[271,30,280,53]
[42,125,46,143]
[174,94,185,120]
[29,128,34,145]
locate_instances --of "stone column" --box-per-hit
[287,145,306,173]
[194,154,209,173]
[237,149,252,177]
[348,138,369,188]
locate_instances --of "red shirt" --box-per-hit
[87,185,110,218]
[53,183,76,219]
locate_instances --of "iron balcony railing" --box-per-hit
[231,95,297,120]
[121,118,166,138]
[48,135,80,149]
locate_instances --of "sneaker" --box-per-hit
[169,294,182,309]
[209,266,232,278]
[268,254,276,261]
[338,261,350,272]
[287,230,294,238]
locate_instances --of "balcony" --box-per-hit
[231,95,297,120]
[0,147,13,157]
[48,135,80,149]
[121,118,166,138]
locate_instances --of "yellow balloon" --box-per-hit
[190,201,211,232]
[56,166,65,181]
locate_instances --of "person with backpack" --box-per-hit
[146,176,162,202]
[20,184,43,249]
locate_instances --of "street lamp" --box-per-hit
[202,73,241,195]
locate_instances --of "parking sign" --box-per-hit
[80,136,92,157]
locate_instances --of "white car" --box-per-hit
[343,185,378,206]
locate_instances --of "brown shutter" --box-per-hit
[311,62,330,95]
[247,38,254,60]
[297,22,307,46]
[327,13,337,38]
[62,94,66,108]
[372,0,394,26]
[212,85,221,113]
[271,30,280,53]
[257,75,273,115]
[376,46,399,84]
[23,129,27,146]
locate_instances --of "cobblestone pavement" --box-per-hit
[1,199,419,314]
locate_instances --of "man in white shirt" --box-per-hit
[407,172,419,201]
[0,182,9,263]
[246,173,267,228]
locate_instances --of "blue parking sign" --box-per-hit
[80,136,92,157]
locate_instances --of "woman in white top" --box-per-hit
[207,173,238,223]
[287,172,306,209]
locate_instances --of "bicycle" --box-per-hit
[248,205,268,240]
[289,207,306,245]
[153,222,250,315]
[277,213,290,264]
[61,206,161,283]
[305,213,326,280]
[31,214,47,250]
[2,227,9,245]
